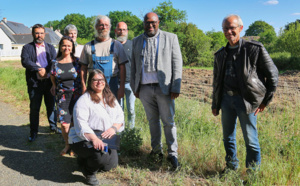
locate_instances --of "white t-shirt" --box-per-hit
[68,92,124,144]
[79,38,128,76]
[75,44,84,58]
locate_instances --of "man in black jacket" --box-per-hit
[211,15,278,171]
[21,24,61,142]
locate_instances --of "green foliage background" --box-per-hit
[44,1,300,70]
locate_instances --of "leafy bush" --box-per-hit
[270,52,300,71]
[120,127,143,156]
[270,52,291,70]
[76,37,90,45]
[289,56,300,70]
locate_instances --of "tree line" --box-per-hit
[44,1,300,69]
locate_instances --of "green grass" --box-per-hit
[183,66,213,70]
[0,62,299,185]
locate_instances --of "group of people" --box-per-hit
[20,12,278,185]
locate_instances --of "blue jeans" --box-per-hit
[221,94,261,169]
[27,79,57,134]
[120,83,136,128]
[139,84,178,157]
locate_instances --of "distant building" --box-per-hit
[0,17,62,61]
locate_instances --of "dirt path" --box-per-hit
[0,99,115,185]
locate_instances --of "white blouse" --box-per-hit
[68,92,124,144]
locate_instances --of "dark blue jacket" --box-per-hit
[21,42,56,87]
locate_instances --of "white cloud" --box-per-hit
[264,0,279,5]
[292,13,300,16]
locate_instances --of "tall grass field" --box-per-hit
[0,62,299,185]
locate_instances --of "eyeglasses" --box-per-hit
[145,21,158,26]
[222,26,239,32]
[117,29,127,32]
[97,24,110,28]
[92,78,105,83]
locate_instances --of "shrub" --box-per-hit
[120,127,143,156]
[270,52,291,70]
[269,52,300,71]
[76,37,90,45]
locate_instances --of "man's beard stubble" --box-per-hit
[34,38,44,44]
[96,29,110,40]
[116,35,128,42]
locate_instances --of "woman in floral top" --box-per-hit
[50,36,81,156]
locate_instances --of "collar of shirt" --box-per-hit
[35,42,45,48]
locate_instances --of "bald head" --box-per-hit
[144,12,159,22]
[222,14,244,46]
[143,12,160,37]
[115,21,128,44]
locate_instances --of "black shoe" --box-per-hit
[221,165,237,174]
[86,174,99,185]
[167,156,180,170]
[82,167,99,185]
[28,133,37,142]
[149,150,163,163]
[219,166,237,179]
[50,125,62,134]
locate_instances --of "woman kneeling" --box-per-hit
[69,69,124,185]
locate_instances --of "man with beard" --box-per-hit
[21,24,61,142]
[131,12,182,169]
[80,15,128,100]
[114,22,136,128]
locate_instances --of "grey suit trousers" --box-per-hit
[139,84,178,157]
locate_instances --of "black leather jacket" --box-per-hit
[212,39,279,114]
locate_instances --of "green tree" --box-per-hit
[86,15,97,40]
[152,1,187,25]
[258,29,277,44]
[206,30,227,52]
[245,20,276,36]
[245,20,277,49]
[45,13,95,40]
[44,20,61,31]
[174,23,213,66]
[284,19,300,30]
[258,29,277,52]
[107,11,143,39]
[59,13,94,40]
[151,1,213,67]
[276,21,300,57]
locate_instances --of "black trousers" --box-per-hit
[70,141,118,175]
[27,79,57,134]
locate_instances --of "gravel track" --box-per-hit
[0,100,115,185]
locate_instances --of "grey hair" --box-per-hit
[64,24,78,35]
[222,14,243,26]
[94,15,111,28]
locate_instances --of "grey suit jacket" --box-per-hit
[130,30,183,95]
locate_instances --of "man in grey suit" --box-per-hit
[131,12,182,169]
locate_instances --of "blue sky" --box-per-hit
[1,0,299,36]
